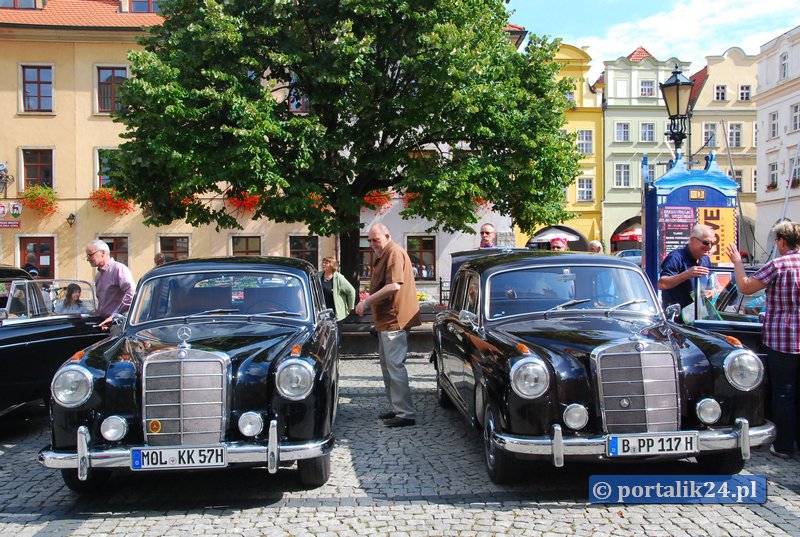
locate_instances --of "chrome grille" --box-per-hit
[142,349,226,446]
[594,344,679,434]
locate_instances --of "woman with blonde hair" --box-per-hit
[726,220,800,459]
[320,256,356,322]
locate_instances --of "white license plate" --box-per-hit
[607,432,698,457]
[131,446,227,470]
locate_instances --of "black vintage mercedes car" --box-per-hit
[0,267,106,416]
[433,250,774,483]
[39,257,339,492]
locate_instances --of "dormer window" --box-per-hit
[0,0,36,8]
[131,0,160,12]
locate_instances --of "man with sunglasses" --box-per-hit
[657,224,715,313]
[85,239,135,321]
[478,223,497,248]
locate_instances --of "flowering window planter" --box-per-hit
[363,189,393,214]
[89,187,136,216]
[19,185,58,217]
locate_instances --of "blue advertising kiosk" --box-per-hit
[642,151,740,290]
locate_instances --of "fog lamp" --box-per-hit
[100,415,128,441]
[238,411,264,437]
[563,403,589,430]
[696,398,722,425]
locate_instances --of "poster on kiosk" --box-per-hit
[642,152,741,313]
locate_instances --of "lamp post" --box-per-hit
[659,64,694,155]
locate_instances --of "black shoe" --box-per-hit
[770,445,793,459]
[382,417,415,427]
[378,411,397,420]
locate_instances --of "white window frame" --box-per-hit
[647,163,656,183]
[94,147,119,189]
[728,123,742,148]
[576,177,593,201]
[615,122,630,142]
[576,130,592,155]
[640,122,655,142]
[18,62,55,115]
[738,85,751,101]
[714,85,727,101]
[780,52,789,79]
[639,80,655,97]
[703,123,717,147]
[792,103,800,132]
[769,111,779,138]
[768,162,778,189]
[614,163,630,188]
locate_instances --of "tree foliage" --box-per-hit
[112,0,579,267]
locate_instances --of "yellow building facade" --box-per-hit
[516,44,604,250]
[0,4,332,282]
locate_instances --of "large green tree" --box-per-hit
[112,0,579,282]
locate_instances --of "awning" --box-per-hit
[531,229,580,243]
[611,227,641,242]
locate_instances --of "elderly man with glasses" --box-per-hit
[657,224,715,313]
[85,239,135,322]
[478,223,497,248]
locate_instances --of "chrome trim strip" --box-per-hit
[487,419,775,465]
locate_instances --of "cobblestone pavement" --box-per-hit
[1,356,799,536]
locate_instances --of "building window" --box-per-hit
[792,104,800,132]
[288,74,309,114]
[640,122,655,142]
[752,170,757,192]
[407,236,436,280]
[565,91,575,104]
[615,122,630,142]
[576,130,592,154]
[753,122,758,146]
[130,0,160,12]
[97,67,127,113]
[289,236,318,265]
[791,158,800,187]
[739,85,751,101]
[614,164,630,187]
[640,80,655,97]
[159,236,189,262]
[727,169,743,190]
[769,111,779,138]
[728,123,742,148]
[22,65,52,112]
[99,236,129,267]
[780,52,789,79]
[359,237,375,279]
[714,85,727,101]
[768,162,778,190]
[1,1,37,8]
[576,178,593,201]
[232,236,261,256]
[647,163,657,182]
[703,123,717,147]
[96,148,118,188]
[23,149,53,188]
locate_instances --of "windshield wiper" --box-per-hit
[252,311,303,317]
[185,308,240,317]
[604,299,647,317]
[543,299,590,319]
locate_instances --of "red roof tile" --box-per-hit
[627,46,654,63]
[689,65,708,105]
[0,0,162,29]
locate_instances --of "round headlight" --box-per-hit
[510,357,550,399]
[51,365,93,408]
[696,398,722,425]
[276,358,315,401]
[238,412,264,437]
[563,403,589,430]
[723,350,764,391]
[101,415,128,441]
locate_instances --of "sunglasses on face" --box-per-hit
[693,237,712,247]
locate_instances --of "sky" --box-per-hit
[505,0,800,82]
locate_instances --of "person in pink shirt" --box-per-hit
[85,239,134,327]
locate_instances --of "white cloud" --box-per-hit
[563,0,800,83]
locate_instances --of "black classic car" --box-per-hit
[0,268,106,416]
[433,251,775,483]
[39,257,339,492]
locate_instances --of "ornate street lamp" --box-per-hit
[659,64,694,154]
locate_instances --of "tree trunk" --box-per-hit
[338,214,363,302]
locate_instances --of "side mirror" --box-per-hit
[458,309,479,330]
[109,313,126,336]
[0,310,7,320]
[664,303,680,321]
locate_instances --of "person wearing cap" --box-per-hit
[550,237,568,252]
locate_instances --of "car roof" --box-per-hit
[142,256,318,279]
[0,265,33,280]
[457,250,638,276]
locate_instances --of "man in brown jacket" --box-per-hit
[355,223,421,427]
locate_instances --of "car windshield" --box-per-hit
[486,265,658,320]
[129,271,308,324]
[2,279,97,318]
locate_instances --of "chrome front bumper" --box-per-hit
[493,418,776,467]
[38,419,334,481]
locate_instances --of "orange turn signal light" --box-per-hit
[725,335,743,347]
[291,344,301,357]
[516,343,531,355]
[69,350,85,361]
